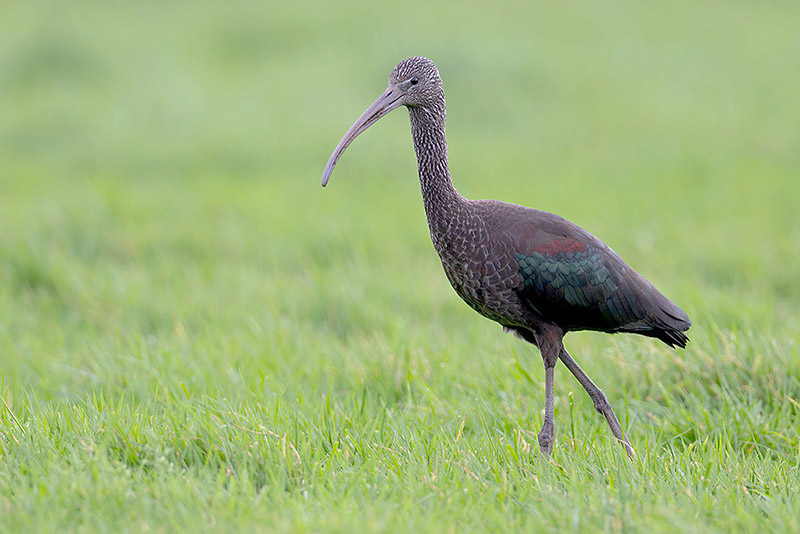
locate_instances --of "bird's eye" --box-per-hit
[410,77,419,85]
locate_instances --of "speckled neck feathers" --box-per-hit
[407,95,465,242]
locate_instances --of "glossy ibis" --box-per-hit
[321,57,690,458]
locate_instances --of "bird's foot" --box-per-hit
[538,422,555,456]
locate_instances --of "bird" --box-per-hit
[321,56,690,458]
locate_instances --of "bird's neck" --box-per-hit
[408,105,464,235]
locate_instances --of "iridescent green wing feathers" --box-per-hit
[509,224,690,347]
[515,236,645,331]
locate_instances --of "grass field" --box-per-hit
[2,1,800,532]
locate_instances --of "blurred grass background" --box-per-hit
[1,0,800,532]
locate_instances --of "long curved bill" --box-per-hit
[321,85,404,187]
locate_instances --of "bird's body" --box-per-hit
[432,199,688,346]
[322,57,690,457]
[421,194,689,348]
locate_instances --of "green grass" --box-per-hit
[2,0,800,531]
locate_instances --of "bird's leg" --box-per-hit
[539,361,556,455]
[534,329,561,456]
[558,347,635,459]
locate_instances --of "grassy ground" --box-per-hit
[2,1,800,532]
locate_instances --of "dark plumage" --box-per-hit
[322,56,690,458]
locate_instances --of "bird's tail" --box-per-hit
[623,297,691,348]
[646,299,691,348]
[652,325,690,348]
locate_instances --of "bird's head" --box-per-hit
[388,56,443,108]
[322,56,443,187]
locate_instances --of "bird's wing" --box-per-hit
[492,205,654,332]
